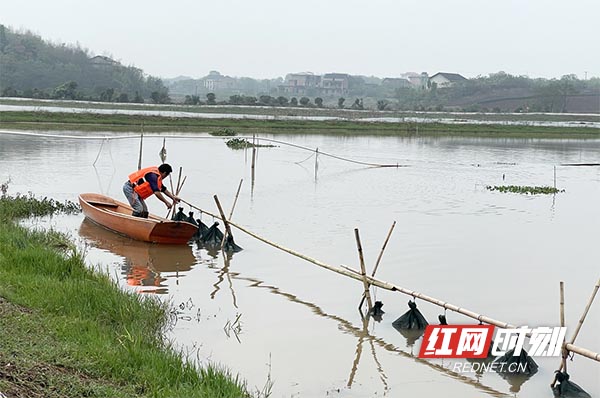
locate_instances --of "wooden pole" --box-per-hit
[355,228,373,312]
[137,130,144,170]
[568,277,599,345]
[175,167,182,196]
[159,138,167,163]
[359,221,396,309]
[166,168,182,219]
[315,147,319,181]
[251,134,257,196]
[560,277,600,371]
[228,179,243,220]
[214,195,234,250]
[177,176,187,195]
[559,281,567,373]
[371,221,396,278]
[553,166,557,190]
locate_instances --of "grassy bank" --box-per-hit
[2,98,600,123]
[0,194,250,398]
[1,110,600,138]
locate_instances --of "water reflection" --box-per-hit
[78,218,197,293]
[230,273,510,397]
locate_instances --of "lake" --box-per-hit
[1,130,598,397]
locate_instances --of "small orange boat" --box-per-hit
[79,193,198,244]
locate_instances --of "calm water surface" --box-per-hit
[1,131,599,398]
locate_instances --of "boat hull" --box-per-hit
[79,193,197,244]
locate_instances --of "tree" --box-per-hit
[338,97,345,108]
[206,92,216,105]
[351,98,363,110]
[0,24,7,53]
[1,87,18,97]
[53,81,78,100]
[277,96,288,106]
[299,96,310,106]
[259,95,273,105]
[100,88,114,102]
[314,97,323,107]
[376,100,389,111]
[132,91,144,103]
[116,93,129,102]
[150,91,170,104]
[290,97,298,106]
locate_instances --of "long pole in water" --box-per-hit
[359,221,396,309]
[228,179,243,220]
[560,277,600,370]
[178,198,600,363]
[355,228,373,312]
[137,130,144,170]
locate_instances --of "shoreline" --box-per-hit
[0,194,251,398]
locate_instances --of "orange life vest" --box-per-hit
[128,166,163,200]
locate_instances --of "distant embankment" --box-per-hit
[448,90,600,114]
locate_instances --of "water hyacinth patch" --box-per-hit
[486,185,564,195]
[225,138,276,150]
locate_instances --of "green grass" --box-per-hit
[0,194,251,398]
[1,110,600,138]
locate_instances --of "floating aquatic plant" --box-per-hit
[486,185,564,195]
[225,138,276,150]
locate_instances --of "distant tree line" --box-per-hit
[2,25,598,112]
[0,25,170,103]
[392,72,600,113]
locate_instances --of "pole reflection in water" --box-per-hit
[78,218,197,294]
[202,269,513,398]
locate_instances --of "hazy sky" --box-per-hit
[3,0,599,80]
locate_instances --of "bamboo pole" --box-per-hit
[177,176,187,196]
[371,221,396,279]
[137,130,144,170]
[359,221,396,309]
[355,228,373,311]
[177,198,600,363]
[569,277,599,345]
[159,138,167,163]
[315,147,319,181]
[559,281,567,373]
[228,179,243,220]
[560,277,600,371]
[175,167,182,197]
[214,195,234,250]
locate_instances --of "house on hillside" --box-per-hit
[429,72,467,88]
[278,73,321,96]
[382,77,412,89]
[321,73,349,96]
[405,72,429,89]
[202,71,236,91]
[90,55,118,68]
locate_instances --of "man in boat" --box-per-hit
[123,164,180,218]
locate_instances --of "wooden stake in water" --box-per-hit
[354,228,373,312]
[359,221,396,309]
[228,179,244,220]
[560,277,600,371]
[554,166,557,190]
[559,281,567,373]
[137,130,144,170]
[159,138,167,163]
[315,147,319,181]
[214,195,234,250]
